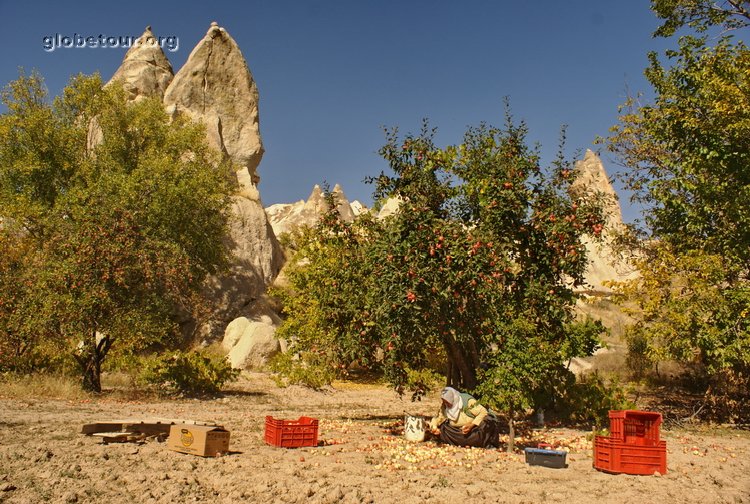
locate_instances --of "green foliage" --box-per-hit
[607,5,750,413]
[613,246,750,381]
[138,350,239,395]
[0,71,233,391]
[561,317,607,363]
[555,372,635,427]
[270,188,376,386]
[481,318,605,419]
[404,366,444,401]
[275,111,607,418]
[652,0,750,37]
[475,317,562,415]
[610,37,750,264]
[269,351,337,390]
[0,231,36,372]
[626,332,652,379]
[704,368,750,422]
[370,115,606,400]
[610,24,750,402]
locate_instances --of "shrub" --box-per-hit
[138,350,239,395]
[704,368,750,423]
[269,351,336,390]
[404,366,443,401]
[626,332,652,379]
[553,371,635,427]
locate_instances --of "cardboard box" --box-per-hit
[167,424,230,457]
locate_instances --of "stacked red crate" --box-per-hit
[594,410,667,475]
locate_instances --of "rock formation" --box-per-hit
[105,23,284,339]
[265,184,362,237]
[264,198,306,237]
[106,26,174,101]
[375,196,402,219]
[302,184,328,217]
[222,297,284,369]
[163,22,263,183]
[350,200,367,216]
[96,27,175,151]
[571,150,639,292]
[332,184,356,222]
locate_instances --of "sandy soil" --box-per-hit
[0,373,748,504]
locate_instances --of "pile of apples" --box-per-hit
[309,418,597,471]
[356,435,521,471]
[675,435,738,461]
[495,428,590,454]
[318,418,369,445]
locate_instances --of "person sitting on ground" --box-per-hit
[429,386,501,448]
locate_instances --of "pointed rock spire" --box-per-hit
[303,184,326,214]
[571,149,624,230]
[332,184,355,222]
[571,150,638,292]
[107,26,174,101]
[163,22,263,181]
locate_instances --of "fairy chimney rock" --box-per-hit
[571,149,624,232]
[303,184,326,215]
[571,150,638,292]
[163,22,264,185]
[332,184,355,222]
[107,26,174,101]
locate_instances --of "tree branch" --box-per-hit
[724,1,750,22]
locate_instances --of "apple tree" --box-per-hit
[0,72,233,392]
[275,113,608,433]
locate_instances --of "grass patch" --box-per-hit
[0,373,90,400]
[589,350,629,377]
[101,371,136,389]
[0,371,161,401]
[332,380,387,391]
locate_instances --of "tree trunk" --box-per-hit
[507,407,515,453]
[444,338,477,390]
[81,359,101,393]
[73,329,112,393]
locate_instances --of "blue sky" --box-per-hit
[0,1,673,222]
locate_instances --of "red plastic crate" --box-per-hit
[593,435,667,475]
[609,410,662,446]
[264,416,319,448]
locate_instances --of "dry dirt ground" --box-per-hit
[1,373,748,504]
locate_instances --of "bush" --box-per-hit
[138,350,239,395]
[553,371,635,428]
[625,332,652,379]
[403,366,443,401]
[269,351,337,390]
[704,368,750,423]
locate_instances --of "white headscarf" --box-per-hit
[441,387,463,422]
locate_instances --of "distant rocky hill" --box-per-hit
[266,150,638,294]
[265,184,365,237]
